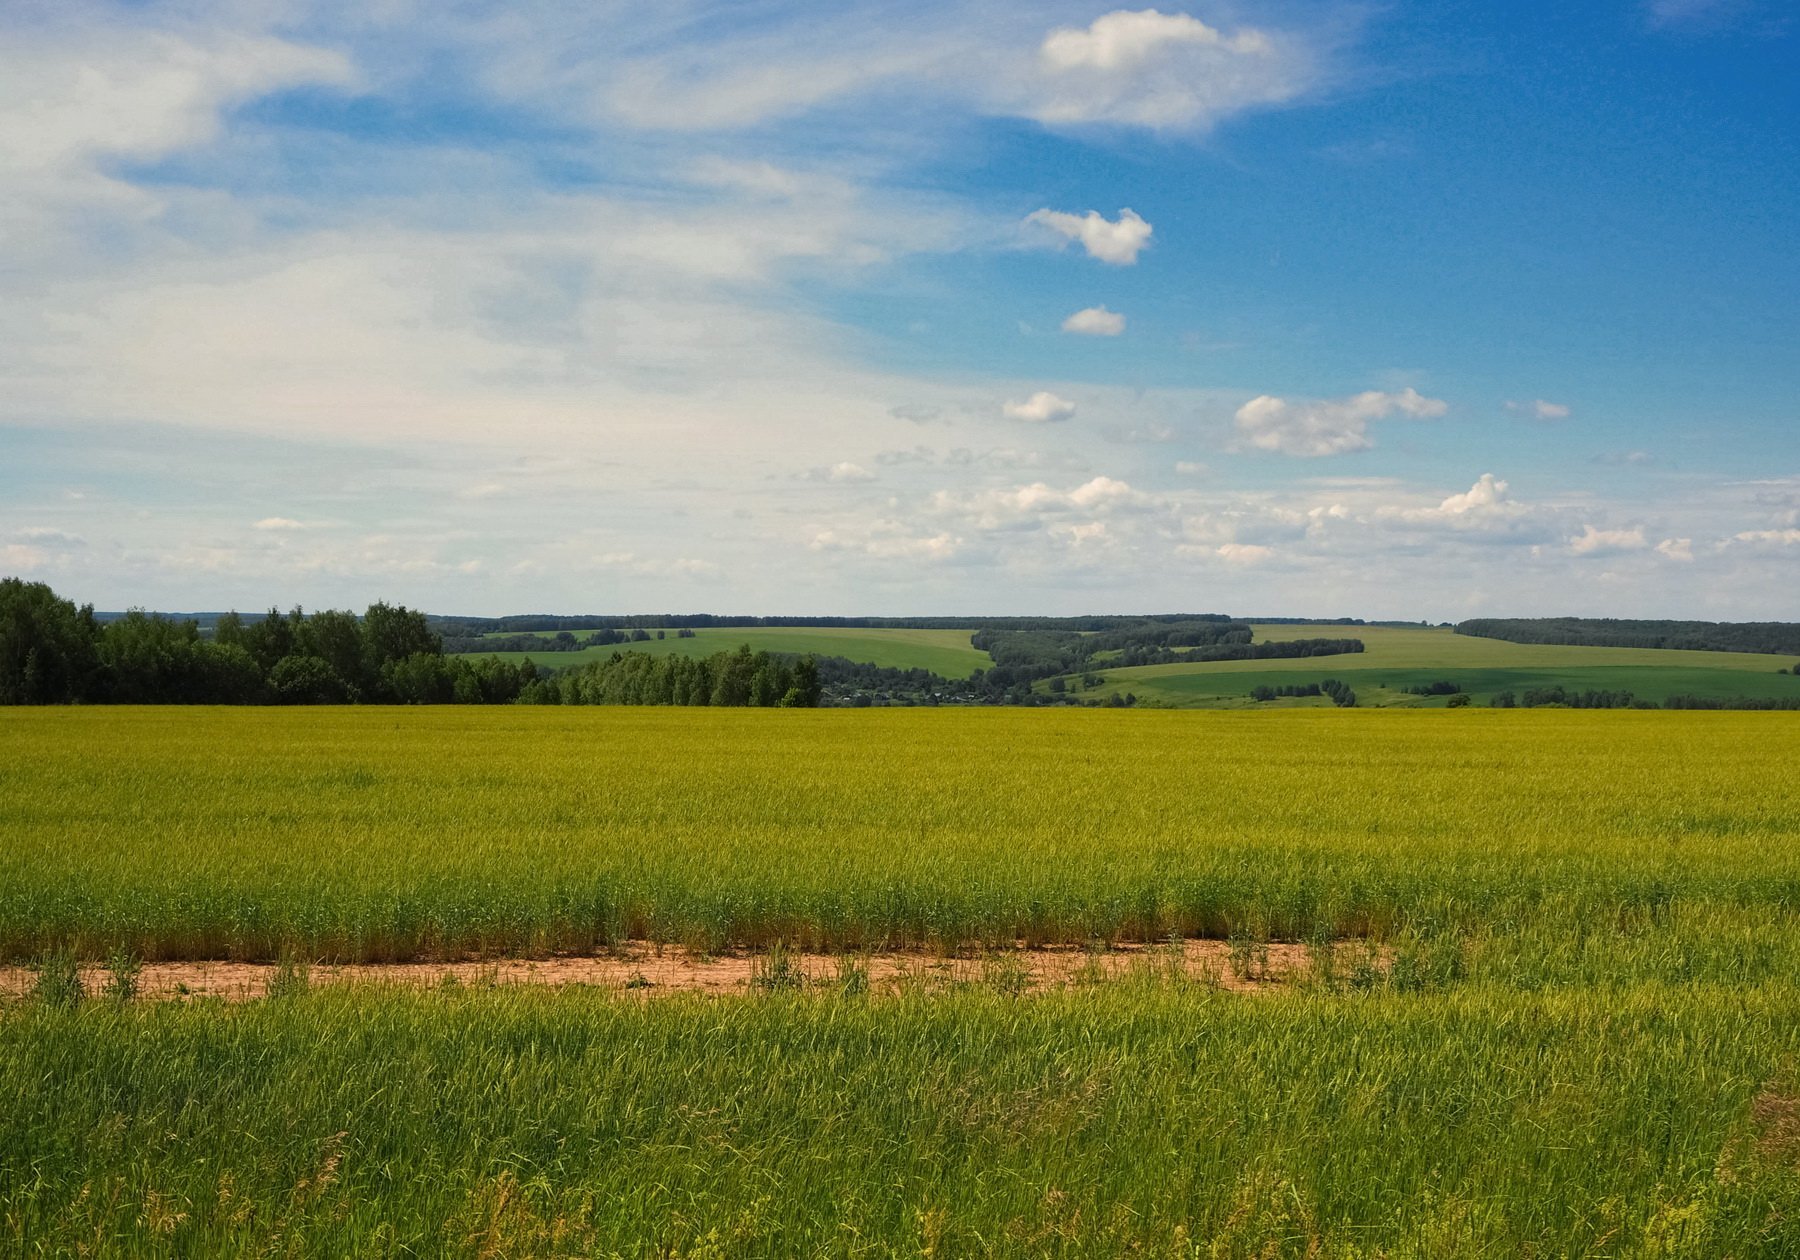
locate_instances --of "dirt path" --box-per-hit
[0,940,1338,1002]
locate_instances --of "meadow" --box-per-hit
[1089,624,1800,707]
[471,626,988,677]
[7,982,1800,1256]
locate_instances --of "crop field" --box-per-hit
[7,705,1800,1255]
[4,706,1800,959]
[470,626,988,677]
[1089,623,1800,706]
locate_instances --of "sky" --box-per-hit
[2,0,1796,619]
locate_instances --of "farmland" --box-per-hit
[469,625,988,677]
[4,706,1799,959]
[6,705,1800,1255]
[1084,623,1800,707]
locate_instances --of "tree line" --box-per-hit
[1488,686,1800,710]
[523,647,820,707]
[1,579,827,707]
[969,620,1365,694]
[1457,618,1800,656]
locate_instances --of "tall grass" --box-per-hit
[3,707,1799,961]
[4,982,1798,1256]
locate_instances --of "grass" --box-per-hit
[1088,624,1800,707]
[9,704,1800,1255]
[468,626,989,677]
[5,983,1800,1256]
[4,706,1800,961]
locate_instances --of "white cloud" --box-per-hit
[1727,529,1800,548]
[1568,524,1649,557]
[926,475,1154,533]
[826,462,875,483]
[1,544,47,571]
[1235,387,1447,457]
[1215,542,1273,565]
[1646,0,1750,29]
[1435,473,1512,516]
[12,527,85,547]
[1174,460,1210,475]
[1025,208,1152,265]
[1507,399,1571,420]
[1003,391,1078,423]
[1029,9,1305,129]
[810,528,961,561]
[1061,305,1127,336]
[0,30,352,177]
[1041,10,1267,72]
[253,517,309,531]
[1656,537,1694,562]
[1374,474,1563,543]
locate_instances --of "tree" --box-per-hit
[362,602,439,674]
[787,655,822,707]
[0,578,99,704]
[299,609,366,700]
[242,608,299,673]
[268,655,348,704]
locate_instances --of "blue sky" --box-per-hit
[2,0,1796,618]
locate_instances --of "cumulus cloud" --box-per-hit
[1025,208,1152,264]
[253,517,310,531]
[1061,305,1126,335]
[1656,537,1694,562]
[1374,474,1561,543]
[1029,9,1304,129]
[927,475,1154,533]
[1003,391,1078,423]
[1568,524,1649,557]
[1235,388,1447,457]
[823,462,875,483]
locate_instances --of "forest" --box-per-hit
[1457,617,1800,655]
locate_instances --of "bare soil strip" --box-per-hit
[0,940,1337,1002]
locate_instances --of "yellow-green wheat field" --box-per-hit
[3,706,1796,961]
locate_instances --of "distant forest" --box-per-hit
[1,579,1366,708]
[1457,618,1800,656]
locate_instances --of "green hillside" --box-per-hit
[470,626,989,678]
[1083,624,1800,708]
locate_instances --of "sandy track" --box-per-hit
[0,940,1340,1002]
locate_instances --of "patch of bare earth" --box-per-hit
[0,940,1338,1003]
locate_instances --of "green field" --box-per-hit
[5,706,1800,960]
[9,707,1800,1255]
[1088,624,1800,707]
[470,626,989,677]
[9,983,1800,1256]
